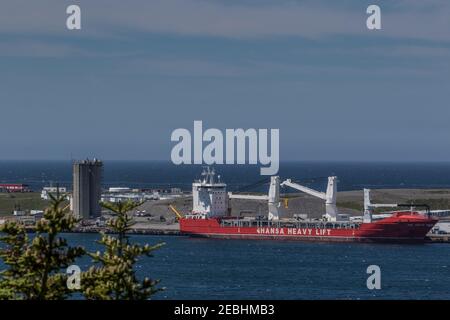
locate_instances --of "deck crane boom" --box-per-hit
[228,176,283,221]
[169,204,184,220]
[280,176,338,221]
[363,188,398,223]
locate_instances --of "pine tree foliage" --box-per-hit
[0,222,28,299]
[0,194,84,300]
[81,201,164,300]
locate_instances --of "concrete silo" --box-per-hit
[72,159,103,219]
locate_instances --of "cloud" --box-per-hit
[0,40,86,58]
[122,58,248,77]
[0,0,449,81]
[1,0,450,41]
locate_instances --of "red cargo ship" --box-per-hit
[180,212,437,243]
[178,168,437,243]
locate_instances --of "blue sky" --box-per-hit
[0,0,449,161]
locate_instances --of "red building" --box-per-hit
[0,184,30,193]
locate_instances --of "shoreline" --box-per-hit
[24,226,182,236]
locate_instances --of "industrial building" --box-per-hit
[0,184,30,193]
[41,186,68,200]
[72,159,103,219]
[100,186,183,204]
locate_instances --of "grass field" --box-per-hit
[0,192,50,216]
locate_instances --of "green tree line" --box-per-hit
[0,194,164,300]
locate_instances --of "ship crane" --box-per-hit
[228,176,283,221]
[363,188,398,223]
[280,176,338,221]
[169,204,184,221]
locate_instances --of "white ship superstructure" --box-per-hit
[192,167,228,218]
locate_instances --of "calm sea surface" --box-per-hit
[67,233,450,300]
[1,160,450,191]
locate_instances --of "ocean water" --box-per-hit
[1,233,449,300]
[67,233,450,300]
[1,160,450,192]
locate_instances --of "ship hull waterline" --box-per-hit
[180,215,437,244]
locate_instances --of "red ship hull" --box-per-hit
[180,213,437,243]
